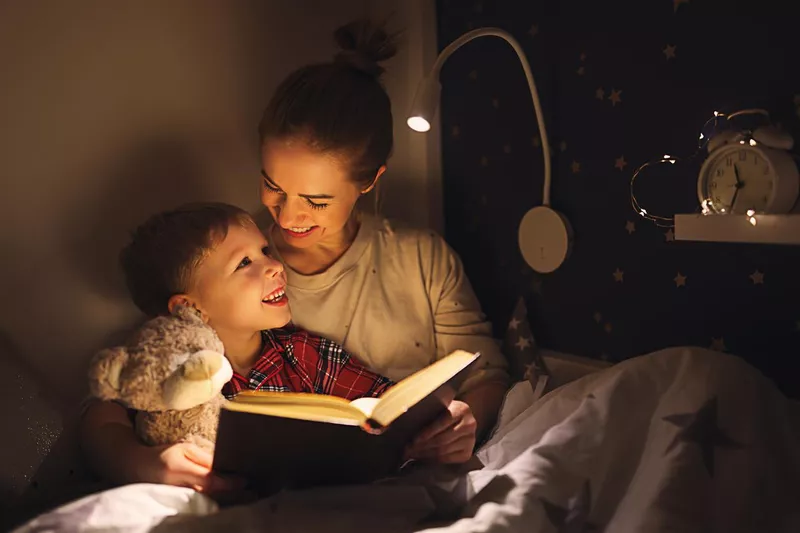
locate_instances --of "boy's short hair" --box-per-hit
[120,202,254,317]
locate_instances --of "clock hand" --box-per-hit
[730,164,744,211]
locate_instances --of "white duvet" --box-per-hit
[15,347,800,533]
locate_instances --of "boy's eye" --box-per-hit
[261,246,271,257]
[236,257,252,270]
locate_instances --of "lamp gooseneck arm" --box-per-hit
[432,28,552,206]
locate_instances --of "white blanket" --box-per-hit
[15,347,800,533]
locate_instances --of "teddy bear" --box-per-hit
[88,305,232,450]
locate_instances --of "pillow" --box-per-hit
[501,296,551,394]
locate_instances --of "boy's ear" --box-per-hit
[167,294,208,323]
[361,165,386,195]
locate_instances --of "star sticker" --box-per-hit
[612,268,624,283]
[608,89,623,106]
[528,24,539,37]
[674,272,687,287]
[749,270,764,285]
[468,69,478,81]
[503,144,512,154]
[576,66,585,76]
[614,155,627,171]
[580,52,587,61]
[541,480,599,533]
[532,136,541,147]
[559,141,568,152]
[673,0,690,13]
[492,97,500,109]
[593,312,602,323]
[665,229,675,242]
[603,322,613,334]
[451,126,460,138]
[480,155,489,167]
[515,336,532,350]
[710,337,726,352]
[595,87,605,100]
[663,397,740,477]
[508,317,521,330]
[571,161,581,174]
[625,221,636,234]
[663,44,677,60]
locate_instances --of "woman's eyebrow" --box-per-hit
[260,169,334,200]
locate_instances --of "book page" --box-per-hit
[225,391,365,425]
[349,396,379,417]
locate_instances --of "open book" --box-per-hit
[211,349,480,496]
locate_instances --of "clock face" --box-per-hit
[701,145,777,214]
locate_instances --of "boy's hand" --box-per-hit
[404,400,477,464]
[135,441,243,494]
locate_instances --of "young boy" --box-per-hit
[119,201,393,400]
[80,202,394,492]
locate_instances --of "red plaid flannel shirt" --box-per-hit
[221,326,393,400]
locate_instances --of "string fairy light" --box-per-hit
[629,108,771,227]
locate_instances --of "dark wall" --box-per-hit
[436,0,800,397]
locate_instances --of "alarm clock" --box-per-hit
[697,111,799,215]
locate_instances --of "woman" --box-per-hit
[80,19,509,492]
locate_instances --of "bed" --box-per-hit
[12,346,800,533]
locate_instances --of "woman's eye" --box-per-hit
[306,198,329,210]
[236,257,252,270]
[263,180,283,194]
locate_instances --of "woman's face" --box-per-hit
[260,138,362,249]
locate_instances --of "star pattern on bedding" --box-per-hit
[662,396,741,477]
[541,480,601,533]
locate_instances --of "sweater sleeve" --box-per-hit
[421,231,510,395]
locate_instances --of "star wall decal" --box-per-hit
[503,144,512,154]
[492,97,500,109]
[663,44,677,60]
[604,322,613,334]
[665,229,675,242]
[673,0,690,13]
[576,66,585,76]
[674,272,687,287]
[580,52,587,61]
[614,156,627,171]
[480,155,489,167]
[593,312,602,323]
[710,337,726,352]
[528,24,539,38]
[749,270,764,285]
[625,221,636,234]
[613,268,624,283]
[595,87,605,100]
[663,397,740,477]
[541,480,600,533]
[571,161,581,174]
[608,89,623,106]
[508,317,521,330]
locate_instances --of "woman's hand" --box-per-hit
[404,400,477,464]
[133,441,241,494]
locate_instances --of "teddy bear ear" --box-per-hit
[88,347,129,400]
[171,304,205,325]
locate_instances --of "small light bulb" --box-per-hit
[640,209,648,216]
[669,159,676,164]
[746,209,755,217]
[699,133,705,140]
[749,217,757,226]
[749,139,757,146]
[663,154,671,159]
[720,208,726,213]
[714,111,720,117]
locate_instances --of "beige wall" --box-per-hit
[0,0,440,498]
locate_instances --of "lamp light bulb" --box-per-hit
[407,116,431,133]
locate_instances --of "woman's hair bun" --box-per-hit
[333,19,398,78]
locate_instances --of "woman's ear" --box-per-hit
[167,294,208,323]
[361,165,386,195]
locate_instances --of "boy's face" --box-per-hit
[189,221,291,335]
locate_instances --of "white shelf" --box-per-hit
[674,213,800,245]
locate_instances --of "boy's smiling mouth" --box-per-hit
[262,286,288,306]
